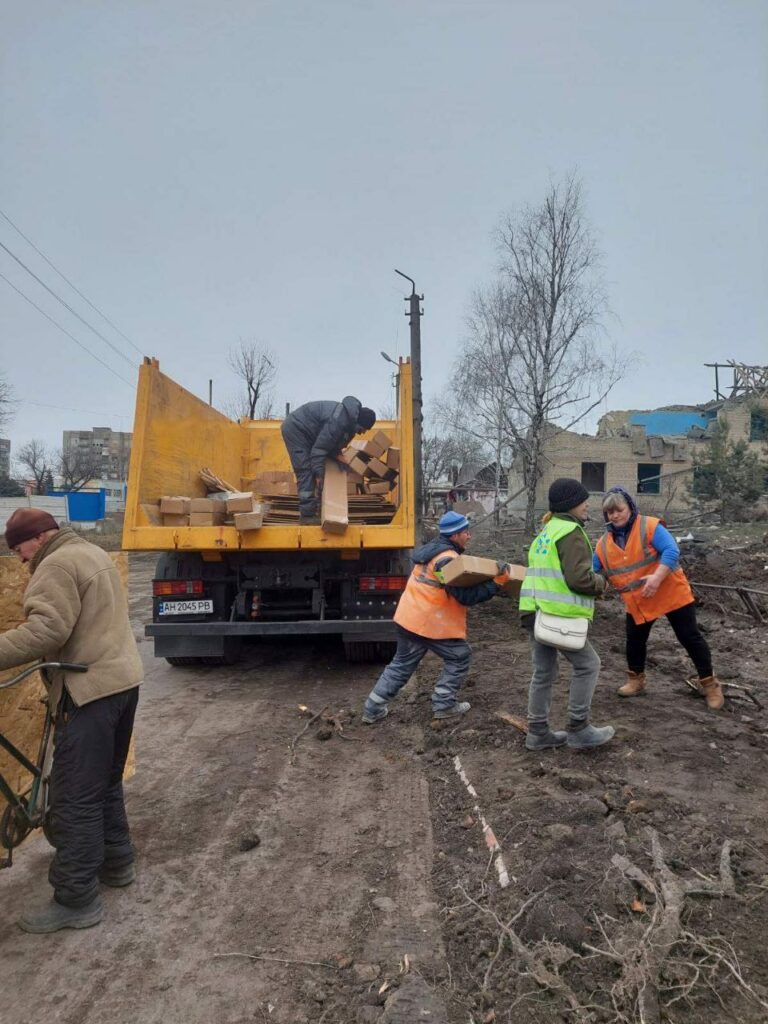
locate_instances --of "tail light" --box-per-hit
[358,576,408,593]
[153,580,204,597]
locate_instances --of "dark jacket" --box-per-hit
[413,537,500,606]
[282,396,363,478]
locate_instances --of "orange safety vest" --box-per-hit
[394,550,468,640]
[596,515,694,625]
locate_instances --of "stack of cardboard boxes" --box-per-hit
[337,430,400,497]
[158,493,268,532]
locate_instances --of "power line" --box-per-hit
[0,239,136,368]
[0,207,145,359]
[22,399,133,420]
[0,271,135,388]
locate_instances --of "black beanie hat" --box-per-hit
[548,478,589,514]
[357,407,376,430]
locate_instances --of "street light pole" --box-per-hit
[394,269,424,525]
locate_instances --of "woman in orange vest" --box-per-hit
[361,511,507,724]
[593,487,723,709]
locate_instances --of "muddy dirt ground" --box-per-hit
[1,532,767,1024]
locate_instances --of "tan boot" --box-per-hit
[617,670,646,697]
[698,675,724,710]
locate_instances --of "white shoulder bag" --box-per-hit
[533,610,589,651]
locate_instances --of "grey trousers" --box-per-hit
[364,626,471,714]
[280,421,318,517]
[527,636,601,729]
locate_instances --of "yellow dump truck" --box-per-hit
[122,358,416,665]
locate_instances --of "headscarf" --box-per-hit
[603,486,638,550]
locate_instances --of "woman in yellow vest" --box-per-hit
[361,511,507,724]
[519,479,614,750]
[594,486,723,709]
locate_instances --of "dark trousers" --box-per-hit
[280,421,318,517]
[625,602,712,679]
[48,686,139,908]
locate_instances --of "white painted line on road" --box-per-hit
[452,754,510,889]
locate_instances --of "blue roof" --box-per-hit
[629,411,711,436]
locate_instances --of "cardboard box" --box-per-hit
[159,496,190,515]
[440,554,501,587]
[321,459,348,534]
[346,470,364,495]
[440,556,528,595]
[365,480,391,494]
[349,438,385,459]
[162,513,189,527]
[252,473,297,496]
[499,564,527,597]
[363,457,389,479]
[189,495,217,512]
[370,429,394,452]
[226,491,257,513]
[385,446,400,471]
[189,510,226,526]
[234,511,264,532]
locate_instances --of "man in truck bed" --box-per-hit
[281,396,376,524]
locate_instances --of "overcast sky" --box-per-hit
[2,1,766,465]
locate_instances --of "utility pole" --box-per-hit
[395,269,424,523]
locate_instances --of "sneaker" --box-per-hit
[525,728,567,751]
[432,701,471,720]
[567,723,615,750]
[18,895,103,934]
[99,862,136,887]
[361,705,389,725]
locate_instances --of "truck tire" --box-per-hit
[165,656,202,667]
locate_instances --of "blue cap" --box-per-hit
[438,511,470,536]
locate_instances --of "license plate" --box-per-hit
[158,600,214,616]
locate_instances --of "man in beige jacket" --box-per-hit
[0,509,143,933]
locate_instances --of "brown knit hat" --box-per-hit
[4,508,60,549]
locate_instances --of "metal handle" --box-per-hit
[0,662,88,691]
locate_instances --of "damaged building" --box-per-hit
[515,362,768,517]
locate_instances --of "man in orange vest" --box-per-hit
[361,511,508,723]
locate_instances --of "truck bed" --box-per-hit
[122,358,415,552]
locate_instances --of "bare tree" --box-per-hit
[421,428,489,516]
[227,340,277,420]
[58,445,102,491]
[442,281,520,523]
[16,440,54,495]
[469,176,625,532]
[0,373,15,431]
